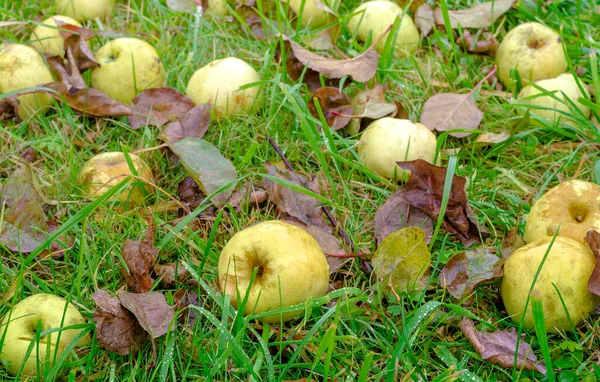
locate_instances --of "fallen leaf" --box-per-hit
[117,290,175,338]
[153,262,190,286]
[420,93,484,138]
[458,30,499,55]
[374,189,433,245]
[372,227,431,295]
[92,289,146,355]
[226,183,268,211]
[585,230,600,296]
[476,130,510,144]
[433,0,515,29]
[441,247,503,299]
[128,87,196,129]
[169,137,238,205]
[0,95,19,121]
[307,87,353,130]
[279,44,340,92]
[346,85,397,135]
[61,32,99,71]
[44,82,133,117]
[460,317,546,374]
[160,103,212,142]
[501,225,525,259]
[415,3,435,36]
[173,289,201,326]
[121,215,157,293]
[301,29,335,51]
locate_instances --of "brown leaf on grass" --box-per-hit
[92,289,146,355]
[460,317,547,374]
[160,104,212,142]
[420,93,484,138]
[44,82,133,117]
[346,85,398,135]
[415,3,435,36]
[121,216,157,293]
[433,0,515,29]
[441,247,503,299]
[128,87,196,129]
[226,183,268,211]
[0,95,19,121]
[308,87,353,130]
[374,190,433,245]
[173,288,201,326]
[585,230,600,296]
[62,34,98,72]
[458,30,499,55]
[153,262,190,286]
[397,159,489,246]
[117,290,175,338]
[501,225,525,259]
[476,130,510,144]
[278,44,340,92]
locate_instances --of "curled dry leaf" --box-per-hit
[460,317,547,374]
[117,290,175,339]
[279,43,340,92]
[346,85,398,135]
[121,215,157,293]
[44,82,133,117]
[433,0,515,29]
[226,182,268,211]
[308,87,353,130]
[585,230,600,296]
[129,87,196,129]
[0,95,19,121]
[153,262,190,286]
[374,189,433,245]
[160,104,212,142]
[420,93,484,138]
[458,30,499,55]
[415,3,435,36]
[173,288,201,326]
[440,247,503,299]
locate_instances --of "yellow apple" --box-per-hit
[56,0,116,22]
[30,15,83,56]
[186,57,262,118]
[358,118,437,179]
[496,22,567,91]
[78,151,154,205]
[0,294,90,376]
[518,73,591,124]
[347,0,420,55]
[501,236,598,333]
[524,179,600,244]
[91,38,165,103]
[288,0,336,28]
[0,43,55,120]
[205,0,231,16]
[218,220,330,323]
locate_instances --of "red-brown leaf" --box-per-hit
[117,290,175,338]
[128,87,196,129]
[374,189,433,245]
[441,247,503,299]
[308,87,353,130]
[44,82,133,117]
[585,230,600,296]
[153,262,190,286]
[160,103,212,142]
[121,216,157,293]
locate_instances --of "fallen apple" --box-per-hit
[524,179,600,244]
[186,57,262,118]
[0,294,90,376]
[358,118,438,179]
[496,22,567,91]
[206,0,231,16]
[78,151,154,205]
[218,220,330,323]
[91,38,165,103]
[500,236,598,333]
[30,15,83,56]
[288,0,336,28]
[56,0,116,22]
[0,43,55,119]
[347,0,420,55]
[518,73,591,124]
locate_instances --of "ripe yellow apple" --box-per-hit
[78,152,154,205]
[30,15,83,56]
[524,179,600,243]
[91,38,165,103]
[347,0,420,55]
[358,118,437,179]
[186,57,262,118]
[0,43,55,120]
[0,294,90,376]
[205,0,231,16]
[496,22,567,91]
[288,0,336,28]
[218,220,330,323]
[518,73,591,123]
[56,0,116,22]
[501,236,598,333]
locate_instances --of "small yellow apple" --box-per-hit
[30,15,83,56]
[78,152,154,205]
[205,0,231,16]
[347,0,420,55]
[524,179,600,244]
[496,22,567,91]
[0,294,90,376]
[218,220,330,323]
[288,0,336,28]
[501,236,598,333]
[186,57,262,118]
[56,0,116,22]
[358,118,437,179]
[0,43,55,119]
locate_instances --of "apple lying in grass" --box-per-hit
[30,15,83,56]
[518,73,591,124]
[524,179,600,243]
[496,22,567,91]
[56,0,116,22]
[358,118,437,180]
[218,220,330,323]
[501,236,598,333]
[91,38,165,103]
[288,0,336,28]
[0,294,90,376]
[78,152,154,205]
[347,0,420,55]
[186,57,262,118]
[0,43,55,119]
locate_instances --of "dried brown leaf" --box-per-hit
[0,95,19,121]
[585,230,600,296]
[121,216,157,293]
[458,30,499,55]
[44,82,133,117]
[433,0,515,29]
[117,290,175,338]
[128,87,195,129]
[160,104,212,142]
[374,189,433,245]
[476,130,510,144]
[173,289,201,326]
[415,3,435,36]
[280,44,340,92]
[308,87,353,130]
[441,247,503,299]
[420,93,483,138]
[153,262,190,286]
[501,225,525,259]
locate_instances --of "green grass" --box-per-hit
[1,0,600,381]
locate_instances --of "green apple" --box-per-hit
[91,38,165,103]
[0,294,90,376]
[347,0,420,55]
[496,22,567,91]
[205,0,231,16]
[0,43,55,120]
[218,220,330,323]
[78,151,154,206]
[56,0,116,22]
[501,236,598,333]
[288,0,336,28]
[30,15,83,56]
[358,118,437,179]
[524,179,600,244]
[186,57,262,118]
[518,73,591,123]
